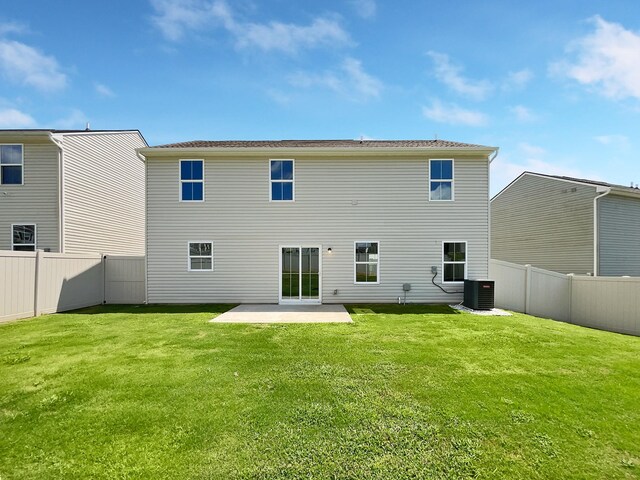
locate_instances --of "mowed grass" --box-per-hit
[1,304,639,479]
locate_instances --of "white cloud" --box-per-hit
[518,142,546,157]
[594,134,629,148]
[0,21,28,36]
[491,143,599,195]
[349,0,377,19]
[150,0,352,53]
[95,83,115,97]
[238,16,351,53]
[341,58,382,98]
[427,51,492,100]
[553,16,640,100]
[289,57,382,100]
[503,69,533,90]
[0,108,36,128]
[510,105,538,122]
[0,39,67,91]
[422,100,488,127]
[52,109,89,129]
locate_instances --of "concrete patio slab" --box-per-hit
[210,304,352,323]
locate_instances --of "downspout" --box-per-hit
[49,133,65,253]
[140,150,149,304]
[488,148,499,277]
[592,187,611,276]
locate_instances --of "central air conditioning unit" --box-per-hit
[463,279,495,310]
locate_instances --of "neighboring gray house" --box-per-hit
[138,139,498,304]
[0,129,147,254]
[491,172,640,276]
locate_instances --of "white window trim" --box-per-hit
[429,158,455,202]
[354,240,380,285]
[179,159,205,203]
[187,241,213,271]
[1,144,24,186]
[269,159,295,202]
[441,240,467,284]
[11,223,36,251]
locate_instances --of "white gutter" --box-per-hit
[593,186,611,276]
[48,133,65,253]
[489,147,499,164]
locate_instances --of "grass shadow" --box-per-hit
[345,304,459,315]
[63,304,237,315]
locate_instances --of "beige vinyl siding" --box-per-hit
[491,174,595,274]
[598,194,640,276]
[147,154,489,303]
[62,132,146,255]
[0,143,59,252]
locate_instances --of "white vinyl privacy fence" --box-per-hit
[490,259,639,336]
[1,251,145,323]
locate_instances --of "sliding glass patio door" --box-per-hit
[280,246,321,303]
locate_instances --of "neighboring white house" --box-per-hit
[0,129,147,255]
[491,172,640,276]
[139,139,498,304]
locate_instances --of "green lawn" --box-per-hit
[1,304,639,479]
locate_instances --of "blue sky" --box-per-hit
[1,0,640,193]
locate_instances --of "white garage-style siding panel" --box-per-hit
[146,152,490,304]
[0,142,59,252]
[62,131,146,255]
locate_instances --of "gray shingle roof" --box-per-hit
[529,172,640,195]
[153,139,492,149]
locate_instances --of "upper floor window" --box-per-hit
[1,144,23,185]
[429,159,453,201]
[270,159,294,201]
[442,241,466,283]
[180,159,204,201]
[354,241,379,284]
[188,241,213,271]
[12,224,36,251]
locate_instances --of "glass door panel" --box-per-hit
[301,247,319,300]
[281,247,300,300]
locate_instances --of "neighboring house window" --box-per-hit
[188,242,213,271]
[180,160,204,201]
[354,241,379,284]
[442,241,466,283]
[1,144,23,185]
[270,159,294,201]
[12,224,36,251]
[430,159,454,201]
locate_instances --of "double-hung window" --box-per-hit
[429,159,454,201]
[180,160,204,201]
[188,242,213,271]
[12,224,36,251]
[442,241,466,283]
[270,159,294,201]
[1,144,24,185]
[354,241,379,284]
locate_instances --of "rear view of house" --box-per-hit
[491,172,640,276]
[0,129,147,254]
[139,139,497,304]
